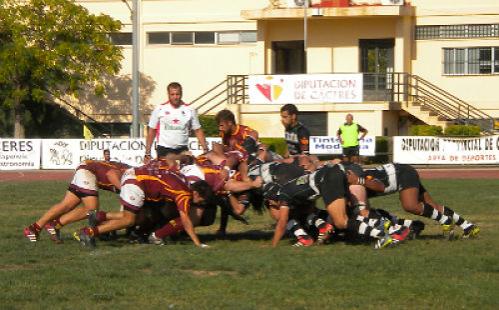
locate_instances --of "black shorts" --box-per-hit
[315,165,348,206]
[396,164,427,196]
[342,146,360,157]
[156,145,189,157]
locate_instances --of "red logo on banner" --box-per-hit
[256,77,284,102]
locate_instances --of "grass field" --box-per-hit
[1,179,498,309]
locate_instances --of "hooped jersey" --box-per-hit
[78,160,130,192]
[285,122,310,156]
[180,163,228,193]
[221,124,257,154]
[249,161,306,186]
[364,163,399,196]
[124,166,192,213]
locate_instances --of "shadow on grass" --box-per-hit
[199,230,274,242]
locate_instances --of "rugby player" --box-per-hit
[75,164,215,248]
[23,160,130,243]
[361,163,480,238]
[146,158,262,244]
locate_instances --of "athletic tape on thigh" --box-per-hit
[382,164,398,193]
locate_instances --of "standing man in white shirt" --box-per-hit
[145,82,208,163]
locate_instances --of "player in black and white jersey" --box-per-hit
[280,104,310,157]
[261,163,399,249]
[362,163,480,239]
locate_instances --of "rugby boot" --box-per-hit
[441,223,455,240]
[374,235,394,250]
[462,225,480,239]
[44,220,62,243]
[23,224,40,242]
[408,220,425,240]
[74,228,96,248]
[317,222,334,245]
[148,232,165,245]
[292,235,314,247]
[390,226,410,243]
[88,210,107,228]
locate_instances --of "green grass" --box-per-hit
[1,179,498,309]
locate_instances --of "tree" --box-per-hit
[0,0,123,138]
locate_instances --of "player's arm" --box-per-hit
[298,127,310,155]
[358,124,368,141]
[347,170,385,192]
[145,108,159,161]
[224,176,262,193]
[272,204,289,247]
[145,127,156,160]
[193,129,208,153]
[179,208,204,247]
[336,128,343,144]
[191,109,208,152]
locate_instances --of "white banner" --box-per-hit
[309,136,376,156]
[0,139,41,170]
[393,136,499,164]
[248,74,363,104]
[40,137,222,170]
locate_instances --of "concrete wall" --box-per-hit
[410,0,499,117]
[72,0,498,135]
[77,0,268,122]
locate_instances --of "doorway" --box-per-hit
[272,41,306,74]
[360,39,394,100]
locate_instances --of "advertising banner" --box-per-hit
[248,74,363,104]
[393,136,499,164]
[40,137,223,169]
[0,139,41,170]
[309,136,376,156]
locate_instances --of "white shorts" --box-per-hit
[119,174,145,212]
[68,169,98,196]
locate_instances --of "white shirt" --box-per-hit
[148,101,201,148]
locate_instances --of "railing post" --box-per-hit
[227,76,232,105]
[242,76,247,104]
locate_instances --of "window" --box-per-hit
[240,31,257,43]
[148,32,170,44]
[145,30,257,46]
[443,47,499,75]
[171,32,193,45]
[416,24,499,40]
[194,32,215,44]
[218,32,240,44]
[109,32,132,45]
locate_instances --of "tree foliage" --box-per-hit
[0,0,123,137]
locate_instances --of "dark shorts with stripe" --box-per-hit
[396,164,427,195]
[156,145,189,157]
[342,146,360,157]
[315,165,349,206]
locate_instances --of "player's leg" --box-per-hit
[319,166,392,248]
[23,190,81,242]
[76,181,143,247]
[287,218,314,247]
[421,190,479,238]
[58,195,99,227]
[399,187,454,237]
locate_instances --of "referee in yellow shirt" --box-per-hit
[336,114,368,164]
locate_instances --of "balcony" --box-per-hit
[242,1,414,20]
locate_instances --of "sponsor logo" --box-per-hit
[256,76,284,102]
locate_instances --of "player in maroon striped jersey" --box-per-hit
[76,165,215,248]
[23,160,130,243]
